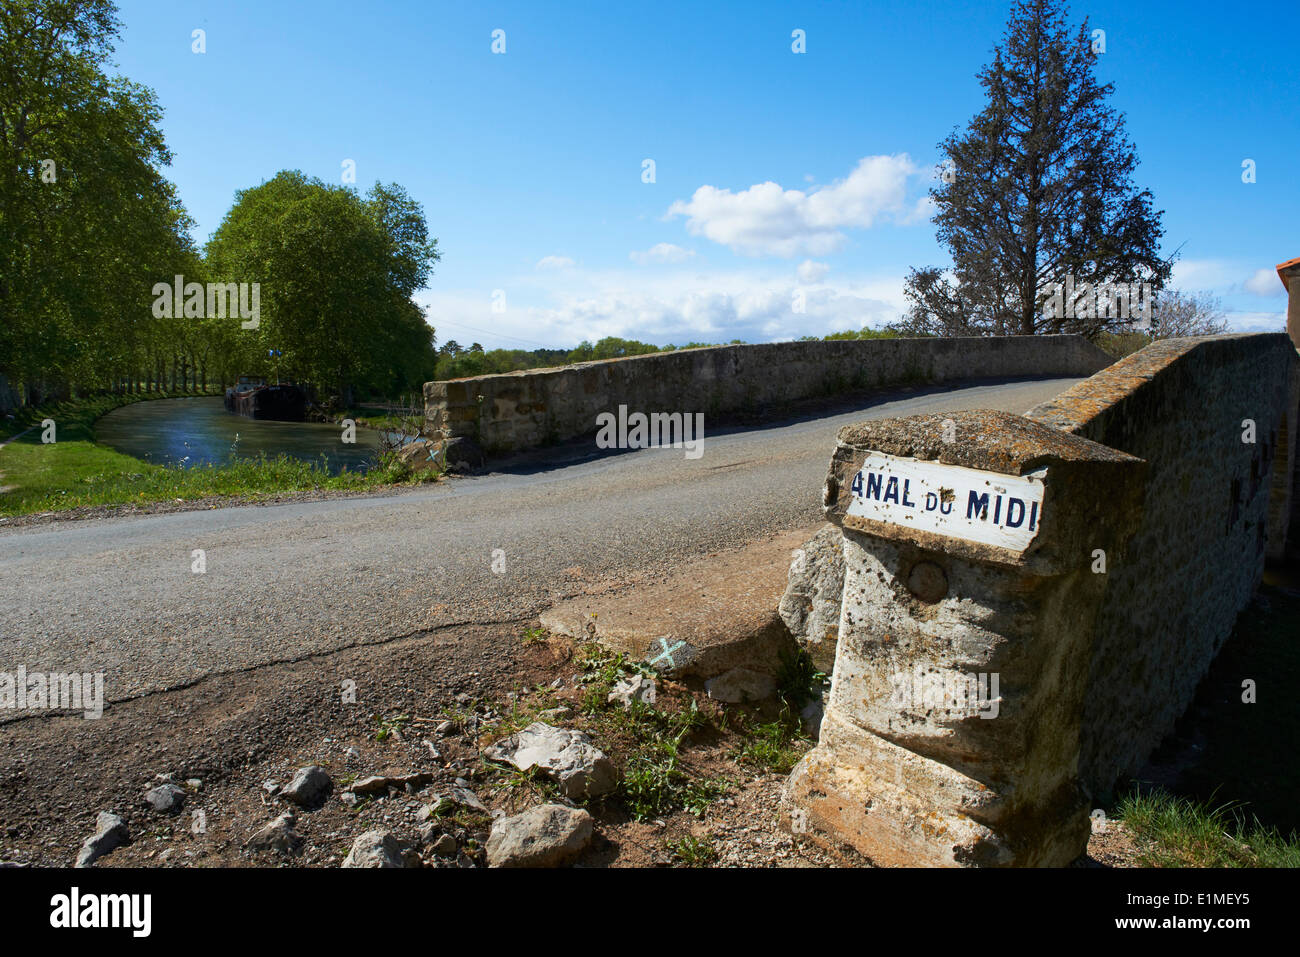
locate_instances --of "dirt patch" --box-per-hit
[0,611,1154,868]
[1083,821,1140,868]
[0,621,845,868]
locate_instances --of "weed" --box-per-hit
[488,764,560,803]
[667,834,719,867]
[775,647,827,710]
[614,700,728,820]
[733,707,809,775]
[374,713,410,743]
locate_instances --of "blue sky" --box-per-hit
[112,0,1297,350]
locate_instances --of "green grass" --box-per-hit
[336,405,424,433]
[775,647,827,709]
[483,688,563,742]
[373,713,411,743]
[573,643,730,820]
[732,710,808,775]
[1116,787,1300,867]
[618,703,729,820]
[0,392,439,517]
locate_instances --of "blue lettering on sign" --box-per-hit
[866,472,883,501]
[854,468,1041,534]
[1006,498,1026,528]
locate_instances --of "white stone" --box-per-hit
[482,723,617,798]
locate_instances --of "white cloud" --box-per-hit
[535,255,576,270]
[1243,267,1285,297]
[629,243,695,265]
[797,260,830,283]
[1169,259,1236,290]
[1222,309,1286,333]
[418,267,907,351]
[665,154,922,258]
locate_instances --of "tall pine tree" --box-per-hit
[900,0,1170,338]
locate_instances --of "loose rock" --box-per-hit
[705,667,777,703]
[75,812,129,868]
[245,813,301,856]
[607,673,656,709]
[482,723,617,799]
[422,786,489,819]
[396,438,441,473]
[777,525,844,674]
[346,771,434,796]
[280,766,332,807]
[342,830,407,868]
[486,804,594,868]
[430,833,458,857]
[144,783,186,814]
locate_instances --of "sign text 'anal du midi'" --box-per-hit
[845,452,1046,550]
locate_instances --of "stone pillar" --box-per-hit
[423,379,485,470]
[1277,259,1300,558]
[1279,257,1300,350]
[784,410,1146,867]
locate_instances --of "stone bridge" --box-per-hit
[782,259,1300,866]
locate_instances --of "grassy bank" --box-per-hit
[335,404,424,433]
[0,392,438,518]
[1116,787,1300,867]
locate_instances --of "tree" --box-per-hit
[567,337,662,363]
[0,0,198,400]
[204,171,440,405]
[1149,289,1229,339]
[900,0,1170,338]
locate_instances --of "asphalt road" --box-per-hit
[0,377,1080,704]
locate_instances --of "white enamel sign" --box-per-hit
[844,452,1047,550]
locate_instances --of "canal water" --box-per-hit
[96,397,383,474]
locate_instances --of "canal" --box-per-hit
[95,397,384,474]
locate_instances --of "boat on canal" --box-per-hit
[223,376,308,421]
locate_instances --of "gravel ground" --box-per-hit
[0,620,849,868]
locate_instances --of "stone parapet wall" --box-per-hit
[424,335,1113,459]
[1024,334,1299,796]
[786,332,1299,866]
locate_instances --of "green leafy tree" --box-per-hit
[900,0,1170,338]
[567,337,663,363]
[205,171,440,405]
[0,0,198,400]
